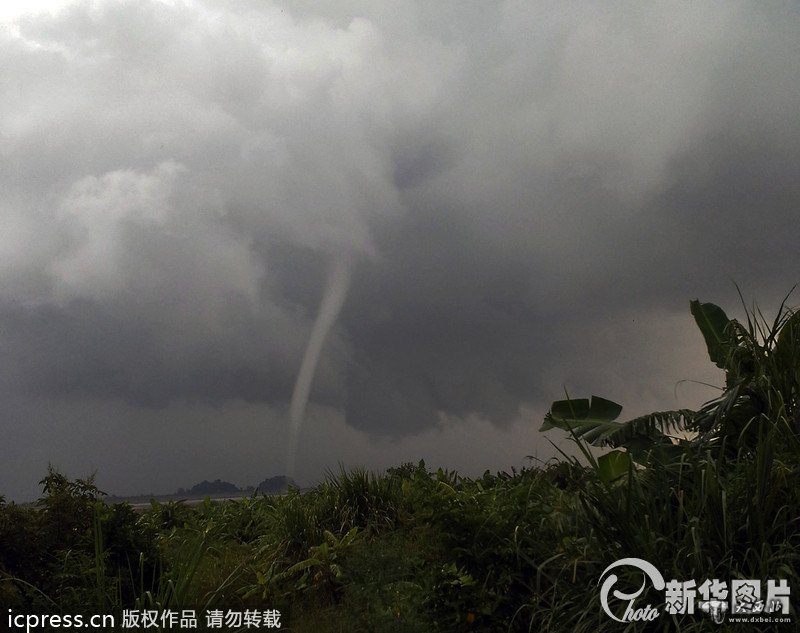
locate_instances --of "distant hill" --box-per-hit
[256,475,294,494]
[106,475,296,504]
[187,479,240,496]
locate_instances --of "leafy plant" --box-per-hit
[690,293,800,452]
[541,292,800,463]
[286,527,361,597]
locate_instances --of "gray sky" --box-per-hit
[2,0,799,502]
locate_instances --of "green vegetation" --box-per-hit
[1,294,798,631]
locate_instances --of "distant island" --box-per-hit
[105,475,296,505]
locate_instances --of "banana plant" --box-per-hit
[540,394,692,479]
[690,292,800,449]
[540,290,800,472]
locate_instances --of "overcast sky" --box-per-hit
[2,0,799,502]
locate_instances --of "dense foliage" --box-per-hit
[1,295,798,631]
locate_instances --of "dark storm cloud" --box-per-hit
[1,0,799,442]
[0,296,301,407]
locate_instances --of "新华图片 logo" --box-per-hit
[599,558,792,625]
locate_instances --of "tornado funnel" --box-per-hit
[286,256,353,478]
